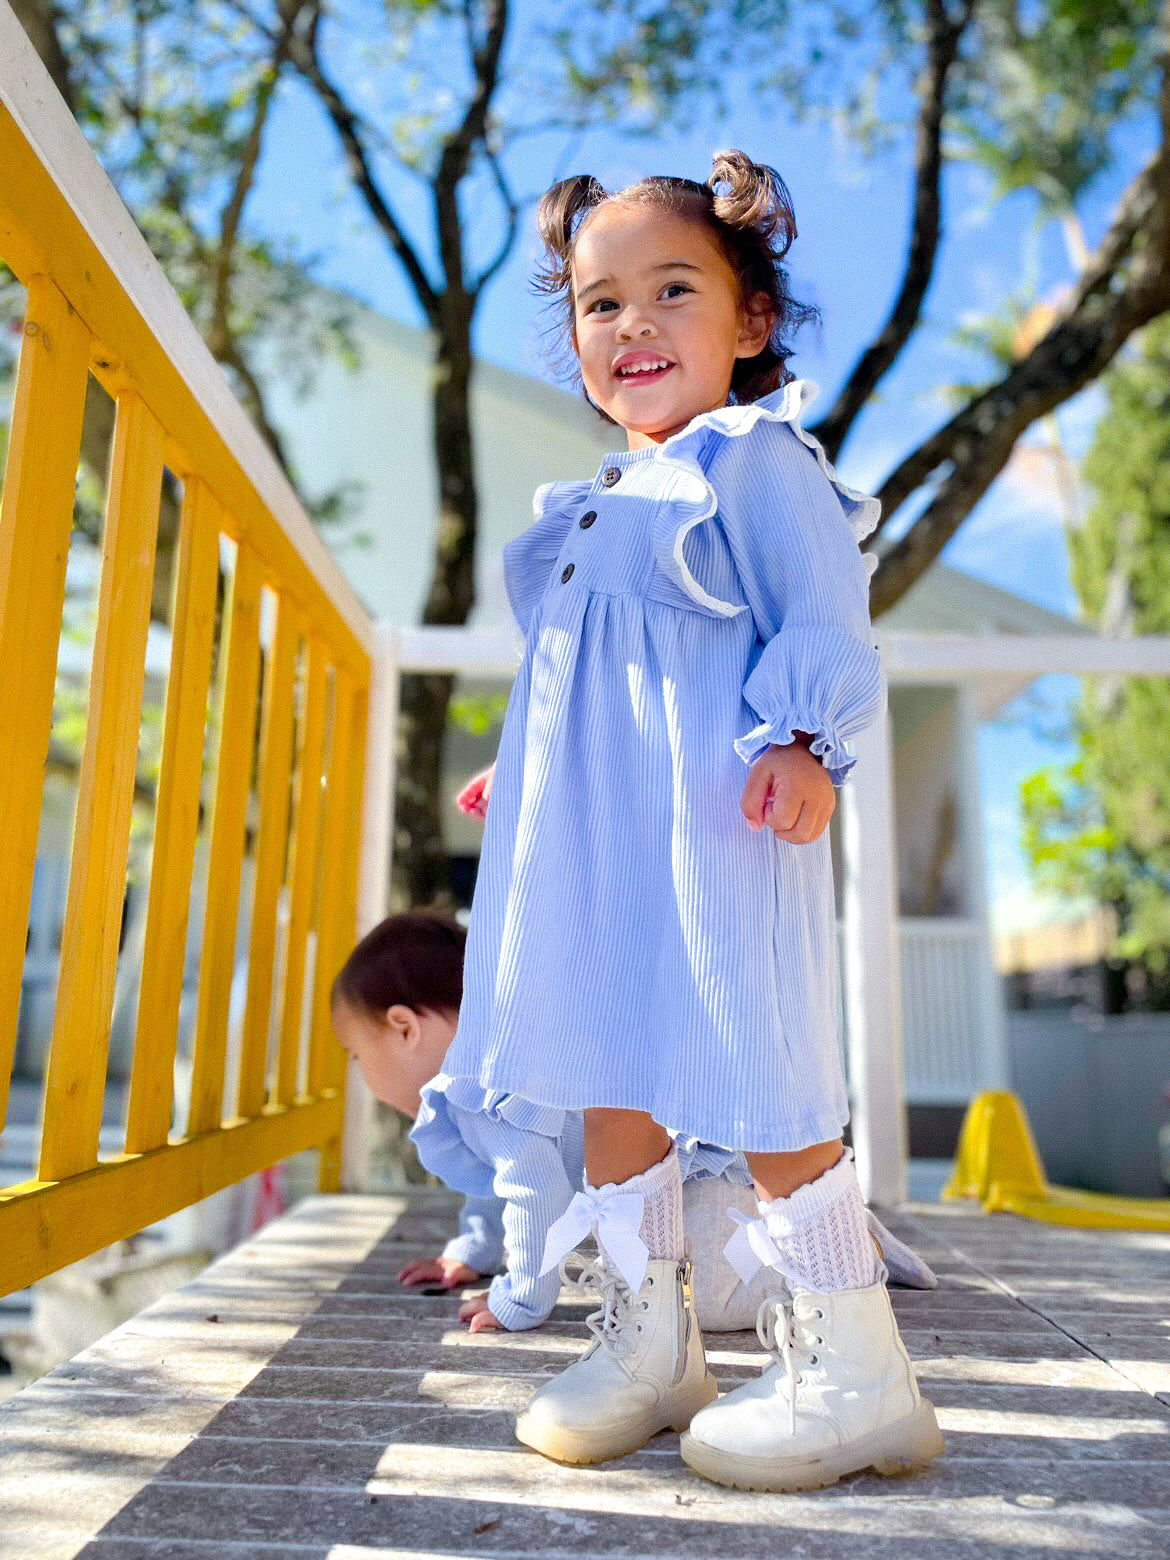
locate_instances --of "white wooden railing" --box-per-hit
[837,918,1001,1105]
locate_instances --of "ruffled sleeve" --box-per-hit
[700,383,885,785]
[502,480,592,636]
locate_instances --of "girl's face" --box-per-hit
[332,998,457,1117]
[570,202,773,449]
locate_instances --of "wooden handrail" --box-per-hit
[0,9,373,1296]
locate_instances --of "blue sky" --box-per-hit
[242,24,1153,924]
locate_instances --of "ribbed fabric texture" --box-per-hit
[441,382,884,1154]
[760,1150,881,1293]
[589,1144,684,1263]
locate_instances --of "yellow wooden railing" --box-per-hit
[0,28,373,1295]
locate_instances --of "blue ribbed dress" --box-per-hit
[442,378,885,1152]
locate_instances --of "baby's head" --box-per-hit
[331,911,465,1117]
[534,148,818,446]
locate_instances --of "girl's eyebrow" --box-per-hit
[577,260,703,304]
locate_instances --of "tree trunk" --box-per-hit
[390,296,478,912]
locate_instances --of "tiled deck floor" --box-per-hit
[1,1189,1168,1558]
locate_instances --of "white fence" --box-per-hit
[843,918,1001,1105]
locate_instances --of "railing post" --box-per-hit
[841,697,908,1206]
[955,683,1010,1092]
[341,622,401,1191]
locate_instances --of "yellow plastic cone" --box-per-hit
[943,1091,1170,1231]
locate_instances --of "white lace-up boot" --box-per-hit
[685,1177,783,1330]
[515,1253,717,1465]
[681,1281,944,1491]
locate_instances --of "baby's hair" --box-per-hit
[533,149,819,421]
[332,910,466,1019]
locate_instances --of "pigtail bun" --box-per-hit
[534,174,608,295]
[708,150,797,261]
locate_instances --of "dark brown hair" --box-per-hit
[331,911,466,1019]
[533,149,820,422]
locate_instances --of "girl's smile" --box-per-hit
[571,205,772,449]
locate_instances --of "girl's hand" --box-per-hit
[455,762,496,821]
[458,1292,504,1331]
[398,1257,479,1289]
[741,738,836,844]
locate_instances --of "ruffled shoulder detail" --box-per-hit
[502,479,593,636]
[648,378,881,617]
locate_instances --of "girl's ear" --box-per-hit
[737,291,774,358]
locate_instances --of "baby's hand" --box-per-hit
[458,1292,504,1332]
[455,762,496,820]
[741,739,836,844]
[398,1257,479,1289]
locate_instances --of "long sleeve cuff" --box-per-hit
[442,1232,503,1274]
[486,1271,559,1332]
[735,625,883,787]
[734,713,858,786]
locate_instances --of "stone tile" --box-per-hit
[5,1195,1170,1560]
[83,1479,1170,1556]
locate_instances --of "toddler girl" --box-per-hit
[437,149,944,1491]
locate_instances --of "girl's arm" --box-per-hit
[450,1109,577,1331]
[441,1193,506,1273]
[711,417,885,788]
[398,1191,501,1286]
[455,762,495,820]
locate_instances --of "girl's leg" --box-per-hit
[584,1107,670,1185]
[515,1106,713,1465]
[584,1107,683,1269]
[682,1134,942,1491]
[747,1137,844,1201]
[747,1137,880,1293]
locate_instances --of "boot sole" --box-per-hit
[680,1398,944,1492]
[515,1372,718,1466]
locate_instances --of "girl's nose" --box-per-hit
[616,309,656,340]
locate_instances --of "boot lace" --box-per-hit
[755,1295,824,1437]
[560,1251,640,1358]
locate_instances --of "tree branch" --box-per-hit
[438,0,509,195]
[433,0,509,306]
[470,140,523,299]
[809,0,975,462]
[288,5,441,326]
[206,5,308,362]
[870,128,1170,615]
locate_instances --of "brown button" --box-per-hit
[602,466,621,487]
[562,563,575,582]
[579,511,597,528]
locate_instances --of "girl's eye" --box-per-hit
[585,284,690,315]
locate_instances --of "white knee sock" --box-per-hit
[759,1150,881,1293]
[589,1144,684,1265]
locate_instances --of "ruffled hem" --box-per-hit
[647,379,881,617]
[410,1071,569,1199]
[673,1135,753,1186]
[733,714,856,787]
